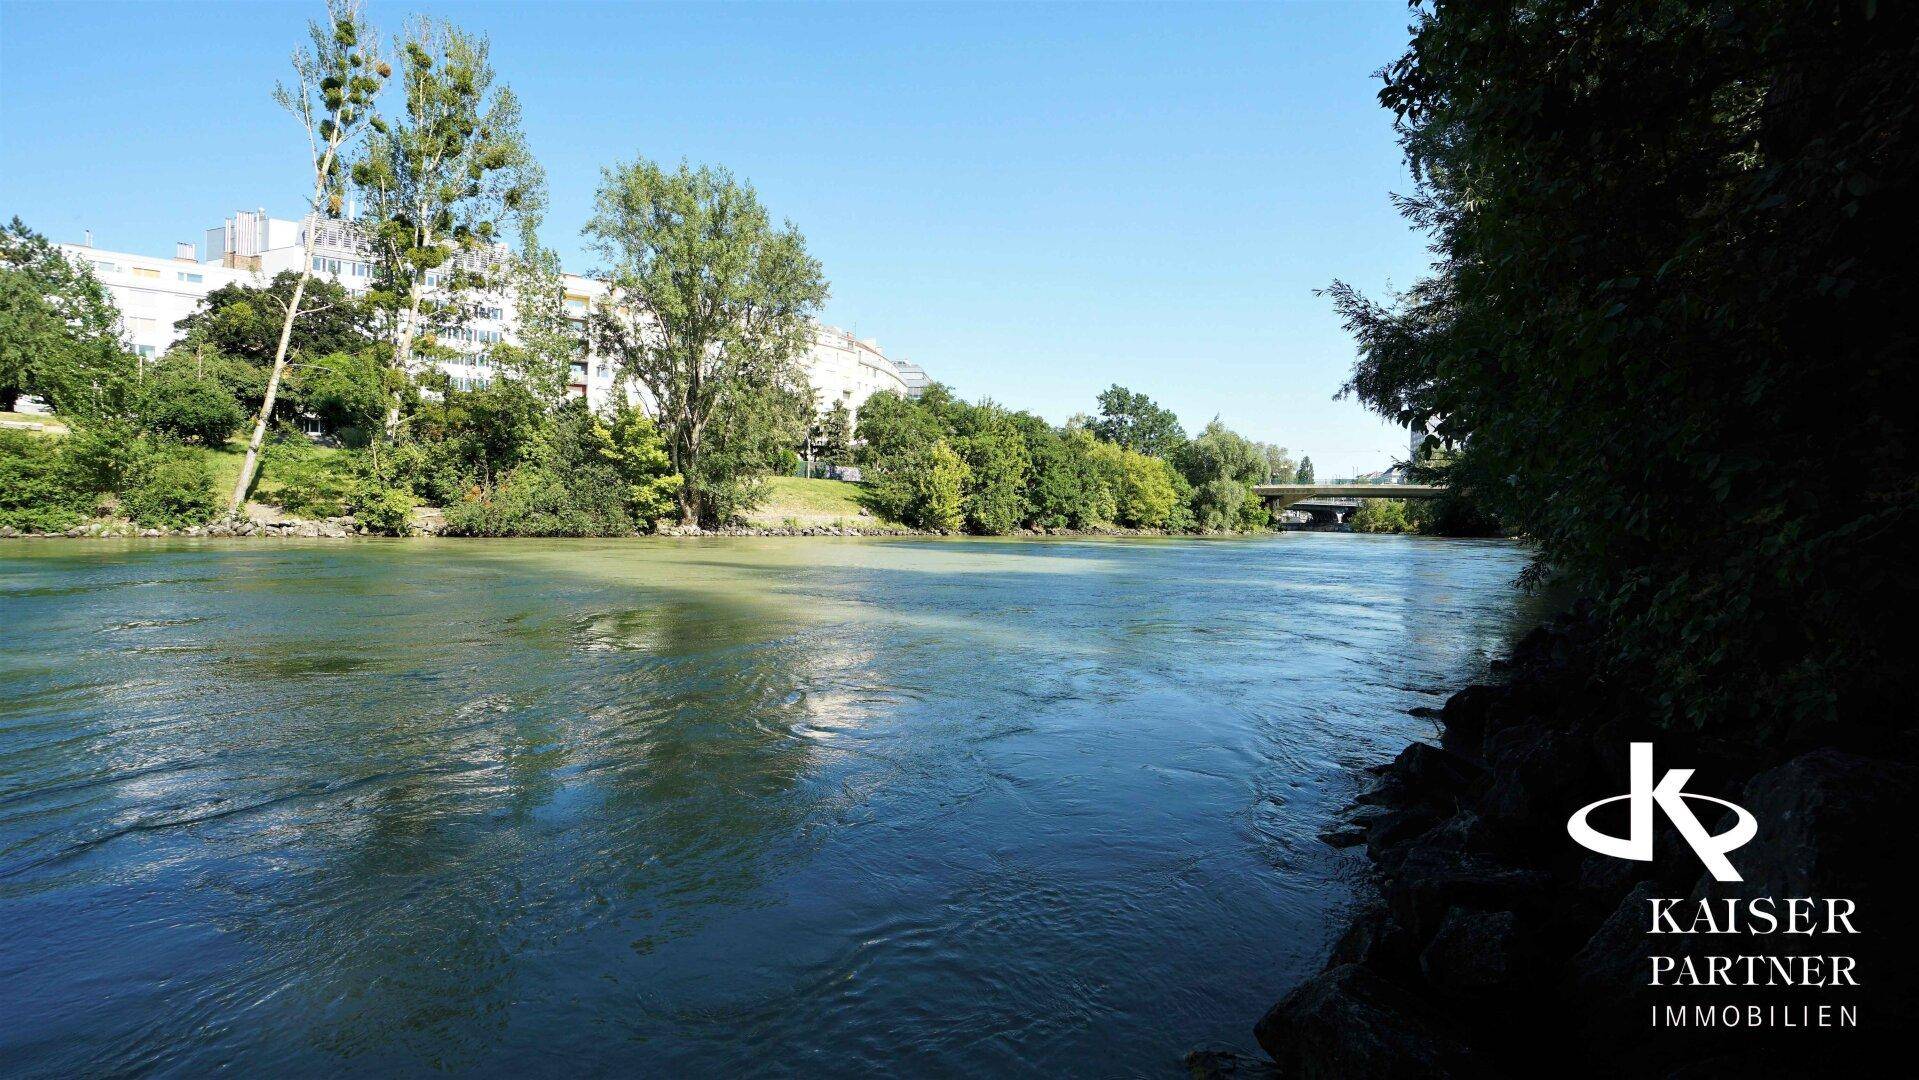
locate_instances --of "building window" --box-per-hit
[92,260,118,273]
[130,266,160,280]
[177,272,204,283]
[564,295,588,316]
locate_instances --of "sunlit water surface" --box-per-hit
[0,534,1532,1076]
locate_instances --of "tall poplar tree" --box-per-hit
[230,0,386,513]
[351,16,537,416]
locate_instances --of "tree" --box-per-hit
[586,159,829,525]
[601,407,681,528]
[174,271,373,369]
[1295,455,1314,484]
[1257,442,1296,484]
[1330,0,1917,735]
[0,218,130,417]
[1090,384,1186,458]
[816,400,852,462]
[956,418,1032,534]
[1116,450,1180,529]
[1174,419,1270,532]
[231,0,388,514]
[137,358,248,444]
[487,222,578,407]
[353,16,538,391]
[291,348,387,439]
[901,441,969,530]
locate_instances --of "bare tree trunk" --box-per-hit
[230,217,320,515]
[386,280,426,435]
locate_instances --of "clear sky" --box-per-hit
[0,1,1429,476]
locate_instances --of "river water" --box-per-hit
[0,534,1530,1077]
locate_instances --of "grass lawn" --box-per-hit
[744,476,906,530]
[0,410,68,433]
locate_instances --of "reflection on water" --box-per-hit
[0,534,1534,1077]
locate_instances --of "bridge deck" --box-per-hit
[1251,484,1447,499]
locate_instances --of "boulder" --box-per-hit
[1254,964,1489,1079]
[1386,846,1550,937]
[1478,726,1596,839]
[1326,903,1421,978]
[1182,1049,1280,1078]
[1365,806,1441,864]
[1419,906,1523,994]
[1388,741,1488,807]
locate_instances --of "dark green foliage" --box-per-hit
[858,387,1276,534]
[1331,0,1917,735]
[0,430,93,531]
[137,360,247,444]
[440,405,633,537]
[955,420,1032,535]
[1091,384,1186,459]
[173,272,374,372]
[814,400,852,463]
[1293,456,1313,484]
[118,442,219,529]
[0,218,132,418]
[347,475,416,535]
[289,349,387,442]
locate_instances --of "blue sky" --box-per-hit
[0,1,1428,476]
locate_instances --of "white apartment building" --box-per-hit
[60,208,926,422]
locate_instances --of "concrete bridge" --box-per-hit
[1251,484,1448,525]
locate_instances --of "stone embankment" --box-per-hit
[1233,609,1915,1078]
[1,516,359,539]
[6,520,1267,541]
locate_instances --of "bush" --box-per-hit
[349,477,416,535]
[138,364,246,444]
[61,418,143,493]
[260,438,358,517]
[1349,498,1412,533]
[0,429,93,531]
[118,442,219,528]
[442,463,630,537]
[895,441,969,530]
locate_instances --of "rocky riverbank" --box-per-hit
[1235,610,1916,1078]
[2,518,1263,541]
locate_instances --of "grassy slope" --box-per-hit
[1,410,68,432]
[743,476,907,530]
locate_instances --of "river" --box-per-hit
[0,534,1531,1076]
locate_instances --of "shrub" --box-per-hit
[60,418,143,493]
[118,442,219,528]
[349,477,416,535]
[138,364,247,444]
[1349,498,1412,533]
[897,441,968,530]
[442,463,630,537]
[260,438,358,517]
[602,408,680,529]
[0,429,93,531]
